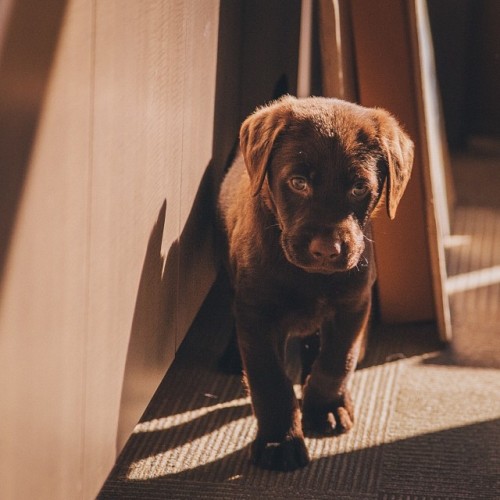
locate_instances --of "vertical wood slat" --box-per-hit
[317,0,357,102]
[86,1,179,489]
[176,1,220,349]
[408,0,452,340]
[0,1,220,498]
[87,0,220,493]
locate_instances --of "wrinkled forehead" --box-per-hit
[273,115,381,179]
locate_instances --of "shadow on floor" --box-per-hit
[100,412,499,499]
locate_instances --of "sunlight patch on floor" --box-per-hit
[128,416,255,480]
[126,356,500,481]
[446,265,500,294]
[132,396,251,434]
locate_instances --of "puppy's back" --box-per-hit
[218,153,251,237]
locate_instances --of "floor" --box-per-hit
[99,144,500,499]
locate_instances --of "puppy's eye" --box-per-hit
[351,181,370,199]
[290,176,309,192]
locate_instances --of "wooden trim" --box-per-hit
[408,0,452,340]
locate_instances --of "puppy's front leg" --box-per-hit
[238,325,310,471]
[302,297,371,436]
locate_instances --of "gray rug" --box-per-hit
[99,266,500,499]
[99,140,500,499]
[446,206,500,368]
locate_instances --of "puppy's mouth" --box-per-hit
[290,257,361,275]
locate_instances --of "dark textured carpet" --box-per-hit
[100,145,500,499]
[99,269,499,499]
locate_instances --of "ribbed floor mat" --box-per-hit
[446,206,500,368]
[99,260,500,499]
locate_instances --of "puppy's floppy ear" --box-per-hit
[374,109,414,219]
[240,101,289,196]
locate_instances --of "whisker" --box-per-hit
[355,256,369,270]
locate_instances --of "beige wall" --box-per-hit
[0,1,219,498]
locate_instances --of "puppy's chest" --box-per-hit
[261,268,369,335]
[280,290,337,336]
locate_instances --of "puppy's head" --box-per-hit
[240,96,414,274]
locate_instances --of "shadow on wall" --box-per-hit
[115,0,304,455]
[116,159,221,452]
[0,0,68,290]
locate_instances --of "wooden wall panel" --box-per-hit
[87,0,219,490]
[177,1,220,347]
[0,1,220,498]
[239,0,301,120]
[86,2,181,480]
[0,1,92,498]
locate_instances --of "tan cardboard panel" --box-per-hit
[351,0,435,323]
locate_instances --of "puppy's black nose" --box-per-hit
[309,237,342,261]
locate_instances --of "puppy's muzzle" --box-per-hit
[296,225,365,273]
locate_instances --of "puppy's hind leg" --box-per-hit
[299,331,321,385]
[218,324,243,374]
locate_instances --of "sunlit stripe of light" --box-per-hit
[132,396,251,434]
[127,416,254,479]
[446,266,500,295]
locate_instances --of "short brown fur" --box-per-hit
[218,96,413,471]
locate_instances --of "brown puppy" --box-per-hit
[218,96,413,471]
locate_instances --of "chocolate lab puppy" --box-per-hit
[218,96,413,471]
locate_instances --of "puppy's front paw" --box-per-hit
[251,435,310,471]
[302,391,354,436]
